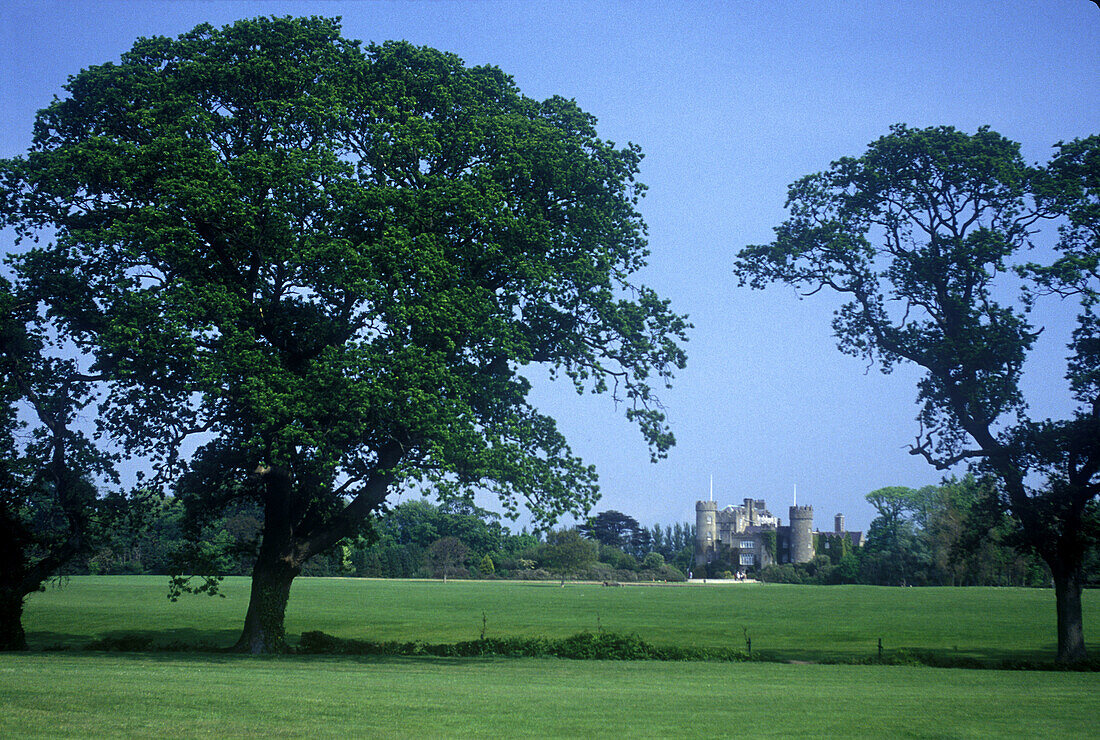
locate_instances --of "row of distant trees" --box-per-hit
[751,476,1100,588]
[76,476,1100,589]
[65,498,694,585]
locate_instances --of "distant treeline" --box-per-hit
[66,475,1099,589]
[65,498,695,584]
[742,476,1100,588]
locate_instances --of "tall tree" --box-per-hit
[578,510,642,549]
[736,125,1099,662]
[1,17,688,652]
[0,280,116,650]
[862,487,931,586]
[428,536,468,583]
[540,528,598,586]
[864,486,920,533]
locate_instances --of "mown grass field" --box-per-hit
[5,577,1099,738]
[21,575,1100,662]
[3,653,1098,738]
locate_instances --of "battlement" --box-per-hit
[789,505,814,519]
[696,500,718,511]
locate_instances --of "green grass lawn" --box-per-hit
[23,576,1099,663]
[10,577,1100,737]
[1,652,1098,738]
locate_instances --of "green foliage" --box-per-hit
[298,629,752,662]
[4,15,688,525]
[736,124,1100,661]
[579,510,642,550]
[478,554,495,576]
[1,16,688,649]
[428,537,469,581]
[62,495,696,584]
[598,544,639,571]
[759,477,1065,587]
[539,529,598,584]
[759,529,777,561]
[0,277,122,649]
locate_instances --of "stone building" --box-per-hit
[694,498,863,573]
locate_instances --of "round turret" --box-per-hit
[788,505,814,564]
[695,500,718,566]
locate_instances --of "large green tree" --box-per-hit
[539,528,599,586]
[861,486,932,586]
[1,17,687,653]
[0,280,116,650]
[578,509,642,550]
[735,125,1098,662]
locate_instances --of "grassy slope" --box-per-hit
[24,576,1099,662]
[2,653,1098,739]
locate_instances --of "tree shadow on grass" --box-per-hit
[28,628,239,652]
[14,647,496,668]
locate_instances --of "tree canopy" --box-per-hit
[578,510,642,550]
[540,528,599,586]
[0,279,118,649]
[1,16,688,652]
[736,124,1099,662]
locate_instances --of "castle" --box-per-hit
[695,498,863,573]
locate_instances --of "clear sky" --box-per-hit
[2,1,1098,532]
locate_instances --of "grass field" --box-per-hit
[5,577,1099,737]
[2,652,1099,738]
[21,576,1100,662]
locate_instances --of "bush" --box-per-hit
[637,564,686,582]
[478,554,495,576]
[760,564,804,584]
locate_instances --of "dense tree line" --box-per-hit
[62,499,693,584]
[760,476,1099,588]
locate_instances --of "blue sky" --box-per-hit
[3,1,1098,531]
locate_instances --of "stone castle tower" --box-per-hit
[788,505,814,564]
[695,500,718,565]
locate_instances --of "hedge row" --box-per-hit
[297,630,752,662]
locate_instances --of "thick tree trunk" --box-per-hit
[232,466,302,654]
[231,460,397,653]
[0,586,28,652]
[234,554,299,654]
[1050,559,1088,663]
[0,516,32,652]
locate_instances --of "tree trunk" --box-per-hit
[1050,558,1088,663]
[234,555,299,654]
[0,586,28,652]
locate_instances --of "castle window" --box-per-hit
[739,540,754,549]
[739,554,755,566]
[706,516,712,525]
